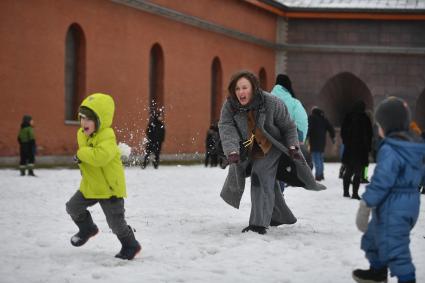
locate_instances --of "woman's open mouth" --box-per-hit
[238,96,247,104]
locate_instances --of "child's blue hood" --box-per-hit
[384,137,425,169]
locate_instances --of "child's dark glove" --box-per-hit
[356,200,371,233]
[227,153,240,164]
[73,155,81,164]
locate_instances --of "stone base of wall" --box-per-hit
[0,154,205,168]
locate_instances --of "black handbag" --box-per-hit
[276,152,305,186]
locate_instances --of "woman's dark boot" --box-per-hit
[70,211,99,247]
[241,225,267,235]
[115,226,142,260]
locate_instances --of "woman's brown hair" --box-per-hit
[227,70,261,99]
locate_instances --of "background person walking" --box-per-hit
[340,100,373,199]
[271,74,311,192]
[141,111,165,169]
[307,107,335,181]
[17,115,36,176]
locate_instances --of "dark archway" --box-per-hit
[149,43,164,115]
[259,68,267,90]
[64,23,86,121]
[210,57,222,125]
[318,72,373,127]
[415,88,425,131]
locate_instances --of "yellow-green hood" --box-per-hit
[80,93,115,130]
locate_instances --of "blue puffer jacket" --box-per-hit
[271,85,308,142]
[361,133,425,276]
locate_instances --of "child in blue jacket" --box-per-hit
[353,97,425,283]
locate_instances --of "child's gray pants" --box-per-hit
[66,190,130,238]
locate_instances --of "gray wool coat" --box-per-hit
[219,91,325,209]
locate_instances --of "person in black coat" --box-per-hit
[141,112,165,169]
[205,123,220,167]
[340,100,373,199]
[307,107,335,181]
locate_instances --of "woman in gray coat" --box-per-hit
[218,70,303,235]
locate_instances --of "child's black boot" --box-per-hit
[352,267,388,283]
[19,166,25,176]
[115,226,142,260]
[70,212,99,247]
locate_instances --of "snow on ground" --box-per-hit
[0,163,424,283]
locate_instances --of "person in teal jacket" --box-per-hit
[271,74,311,192]
[353,97,425,283]
[271,74,308,143]
[65,93,141,260]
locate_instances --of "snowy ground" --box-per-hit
[0,163,424,283]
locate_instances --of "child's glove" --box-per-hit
[356,200,371,233]
[73,155,81,164]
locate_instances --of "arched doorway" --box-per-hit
[318,72,373,127]
[259,68,267,90]
[415,88,425,131]
[149,43,164,116]
[64,23,86,121]
[210,57,222,125]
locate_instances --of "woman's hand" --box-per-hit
[288,146,302,161]
[227,152,240,164]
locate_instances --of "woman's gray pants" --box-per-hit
[249,146,297,227]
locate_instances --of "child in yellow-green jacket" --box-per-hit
[66,93,141,260]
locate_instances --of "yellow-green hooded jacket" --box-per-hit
[76,93,126,199]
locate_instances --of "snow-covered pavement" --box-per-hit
[0,163,424,283]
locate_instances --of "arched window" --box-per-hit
[259,68,267,90]
[65,23,86,121]
[149,43,164,115]
[318,72,373,127]
[211,57,222,124]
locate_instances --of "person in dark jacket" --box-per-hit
[17,115,36,176]
[205,123,220,167]
[141,112,165,169]
[341,101,373,199]
[307,107,335,181]
[353,97,424,283]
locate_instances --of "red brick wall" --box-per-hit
[0,0,276,156]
